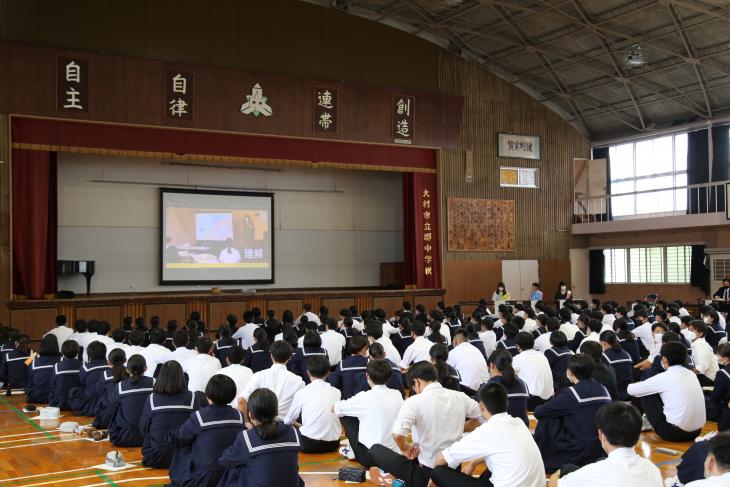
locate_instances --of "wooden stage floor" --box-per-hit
[0,392,718,487]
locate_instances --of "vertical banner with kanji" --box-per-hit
[57,58,88,112]
[403,172,441,289]
[314,87,337,132]
[166,71,194,120]
[392,95,415,145]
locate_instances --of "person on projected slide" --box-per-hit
[219,239,242,263]
[164,236,182,263]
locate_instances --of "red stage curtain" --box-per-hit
[12,149,57,299]
[403,172,441,288]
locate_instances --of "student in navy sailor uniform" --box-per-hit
[217,387,303,487]
[168,375,243,487]
[599,330,634,401]
[614,318,641,365]
[676,439,713,485]
[496,323,519,357]
[532,314,549,340]
[327,335,369,400]
[108,354,154,447]
[0,335,31,391]
[533,353,612,473]
[708,343,730,423]
[292,331,328,383]
[353,342,406,398]
[340,317,362,358]
[485,349,529,426]
[244,328,272,373]
[580,341,619,401]
[48,340,82,409]
[164,320,178,352]
[92,348,128,429]
[465,325,487,359]
[25,335,61,404]
[68,340,110,416]
[703,309,727,350]
[430,343,461,392]
[214,325,236,369]
[544,331,574,394]
[567,316,589,352]
[140,361,204,469]
[392,319,415,358]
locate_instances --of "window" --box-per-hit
[607,133,687,218]
[713,258,730,281]
[604,245,691,284]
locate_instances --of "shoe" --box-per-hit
[368,467,396,486]
[641,414,653,432]
[91,430,108,441]
[338,445,356,460]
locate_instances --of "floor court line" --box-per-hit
[78,477,169,487]
[0,397,57,440]
[0,462,142,483]
[11,468,149,487]
[0,437,81,451]
[0,424,92,440]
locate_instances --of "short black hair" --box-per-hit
[173,329,189,348]
[411,321,426,336]
[568,353,594,380]
[595,402,642,447]
[688,320,707,337]
[303,330,322,348]
[366,322,383,340]
[149,327,165,345]
[74,319,88,332]
[503,323,519,339]
[154,361,187,395]
[243,310,255,323]
[127,354,147,380]
[366,359,392,385]
[587,318,603,334]
[55,315,67,326]
[549,330,567,347]
[128,330,145,346]
[270,340,293,363]
[406,361,438,388]
[478,381,508,415]
[306,355,330,379]
[580,341,603,362]
[516,331,534,351]
[205,374,237,405]
[86,340,107,361]
[61,339,79,359]
[196,337,213,354]
[708,432,730,470]
[39,334,60,356]
[660,341,687,366]
[348,335,369,355]
[368,342,385,359]
[227,344,245,365]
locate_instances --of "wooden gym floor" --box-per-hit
[0,391,718,487]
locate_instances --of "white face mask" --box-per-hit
[703,316,712,324]
[560,286,567,292]
[654,332,664,341]
[686,331,697,342]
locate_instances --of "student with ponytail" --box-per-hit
[92,348,129,429]
[109,354,154,446]
[25,334,61,404]
[486,349,529,426]
[68,340,110,416]
[429,343,461,392]
[599,330,634,400]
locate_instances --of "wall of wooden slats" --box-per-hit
[0,114,9,323]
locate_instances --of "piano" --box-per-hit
[57,260,95,296]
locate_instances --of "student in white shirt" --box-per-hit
[430,382,546,487]
[512,331,554,409]
[239,341,305,420]
[627,342,706,442]
[552,402,663,487]
[478,318,498,359]
[158,330,197,365]
[578,318,603,352]
[44,315,74,345]
[320,319,346,367]
[365,323,402,366]
[523,308,538,332]
[600,303,616,331]
[400,321,433,369]
[685,433,730,486]
[447,330,489,394]
[632,309,654,351]
[688,320,720,385]
[214,345,253,407]
[368,361,483,487]
[84,322,116,362]
[182,337,222,393]
[231,311,258,350]
[283,355,341,453]
[106,328,131,360]
[295,304,321,327]
[333,359,404,467]
[558,308,580,341]
[145,328,172,365]
[217,239,241,263]
[535,317,560,353]
[68,319,91,350]
[126,330,158,378]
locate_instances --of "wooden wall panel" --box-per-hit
[267,300,302,321]
[10,308,58,339]
[413,295,443,313]
[145,303,186,328]
[0,114,9,324]
[373,296,405,318]
[443,260,502,305]
[209,302,245,329]
[76,306,121,327]
[539,259,572,301]
[321,298,355,316]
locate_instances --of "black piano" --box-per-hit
[57,260,95,296]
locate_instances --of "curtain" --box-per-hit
[592,147,611,221]
[402,172,441,289]
[712,125,729,213]
[402,173,418,287]
[12,150,57,299]
[690,245,710,295]
[687,125,729,214]
[589,249,606,294]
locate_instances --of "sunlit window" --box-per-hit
[604,246,691,284]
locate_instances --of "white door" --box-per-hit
[501,260,539,300]
[570,248,590,301]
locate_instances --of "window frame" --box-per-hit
[604,245,691,284]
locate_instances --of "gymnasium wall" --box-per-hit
[57,154,403,293]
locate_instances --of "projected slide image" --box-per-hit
[195,213,233,241]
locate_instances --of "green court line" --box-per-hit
[94,470,121,487]
[0,396,57,440]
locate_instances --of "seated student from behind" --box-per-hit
[109,354,154,447]
[627,341,706,442]
[708,344,730,428]
[429,382,545,487]
[25,335,62,404]
[533,354,612,473]
[550,402,662,487]
[512,331,554,410]
[400,320,433,369]
[333,359,404,467]
[685,432,730,486]
[485,349,529,426]
[218,388,304,487]
[48,339,83,409]
[447,329,489,396]
[429,343,462,392]
[140,361,204,469]
[599,330,634,400]
[496,323,519,356]
[182,337,222,393]
[359,342,405,398]
[244,328,273,373]
[168,375,243,487]
[328,335,369,399]
[283,355,342,454]
[215,345,254,408]
[68,341,109,416]
[93,349,128,429]
[580,341,619,400]
[687,320,720,387]
[0,334,31,391]
[545,331,574,394]
[292,331,329,383]
[215,325,236,368]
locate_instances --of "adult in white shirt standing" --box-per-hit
[368,361,483,487]
[214,345,253,407]
[182,338,222,393]
[552,402,662,487]
[430,382,546,487]
[627,342,706,442]
[447,330,489,394]
[217,239,241,263]
[43,315,74,345]
[320,320,346,367]
[231,310,258,350]
[685,433,730,486]
[512,331,554,410]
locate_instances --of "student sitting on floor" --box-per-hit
[352,342,405,398]
[214,325,236,369]
[68,340,110,416]
[534,317,560,353]
[140,361,204,469]
[182,337,222,394]
[333,359,404,467]
[0,334,31,392]
[291,331,329,383]
[708,343,730,426]
[599,330,634,400]
[218,387,304,487]
[429,343,461,392]
[168,375,243,487]
[215,345,253,408]
[283,355,342,453]
[613,318,641,365]
[93,348,128,429]
[685,433,730,486]
[429,382,546,487]
[550,402,662,487]
[244,328,273,373]
[25,335,61,404]
[580,341,619,400]
[496,322,519,356]
[108,354,154,447]
[400,320,433,369]
[447,329,489,396]
[700,307,727,350]
[688,320,720,386]
[533,353,612,473]
[368,361,483,487]
[485,349,529,426]
[327,335,369,400]
[478,317,498,359]
[545,331,574,394]
[48,339,82,409]
[627,341,706,442]
[512,331,554,410]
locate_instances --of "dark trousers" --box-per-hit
[370,444,432,487]
[527,395,546,411]
[459,384,478,397]
[341,416,375,468]
[430,466,492,487]
[697,374,714,387]
[299,434,339,454]
[641,394,701,442]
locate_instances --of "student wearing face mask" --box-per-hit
[630,309,654,353]
[707,343,730,426]
[700,307,727,349]
[687,321,720,386]
[554,281,572,301]
[492,282,508,302]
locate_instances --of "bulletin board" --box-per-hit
[447,198,516,251]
